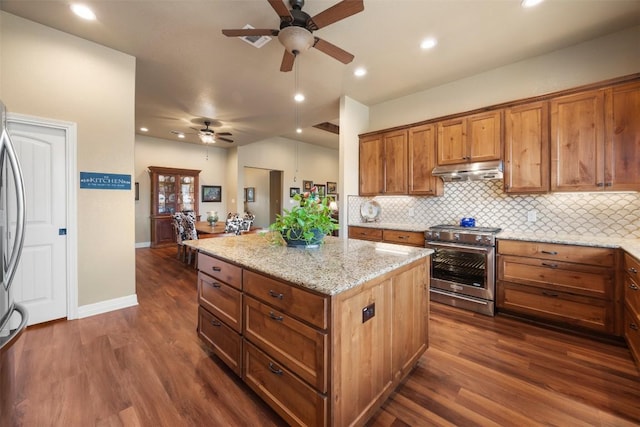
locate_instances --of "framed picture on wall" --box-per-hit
[303,180,313,191]
[202,185,222,202]
[246,187,255,202]
[326,181,337,195]
[316,184,326,197]
[290,187,300,197]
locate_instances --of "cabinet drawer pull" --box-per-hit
[398,235,408,239]
[629,267,638,274]
[630,283,639,291]
[596,182,605,187]
[209,281,222,288]
[605,182,613,187]
[269,312,284,322]
[631,322,639,331]
[212,266,222,272]
[542,291,559,297]
[210,319,222,327]
[268,362,284,376]
[541,250,558,255]
[541,262,558,269]
[268,290,284,299]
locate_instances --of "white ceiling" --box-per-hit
[2,0,639,150]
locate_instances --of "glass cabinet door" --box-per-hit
[179,176,195,211]
[158,173,177,214]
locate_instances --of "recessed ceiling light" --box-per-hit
[70,4,96,20]
[177,133,185,139]
[521,0,544,8]
[294,93,305,102]
[139,127,148,132]
[420,37,438,50]
[354,67,367,77]
[296,128,302,134]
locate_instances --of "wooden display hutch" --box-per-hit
[149,166,200,248]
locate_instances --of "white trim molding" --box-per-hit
[77,294,138,319]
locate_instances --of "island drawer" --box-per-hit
[382,229,425,247]
[198,253,242,289]
[198,306,242,377]
[624,253,640,282]
[497,281,612,333]
[198,272,242,333]
[244,295,328,393]
[625,301,640,364]
[498,255,613,299]
[243,270,328,330]
[243,342,326,427]
[348,226,382,241]
[498,240,615,267]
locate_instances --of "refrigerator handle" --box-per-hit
[1,129,26,291]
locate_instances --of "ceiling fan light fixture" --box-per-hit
[278,26,314,55]
[199,133,215,144]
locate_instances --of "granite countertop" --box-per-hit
[184,233,433,296]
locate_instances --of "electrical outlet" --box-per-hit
[362,303,375,323]
[408,208,415,217]
[527,210,537,222]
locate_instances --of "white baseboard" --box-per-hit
[77,294,139,319]
[135,241,151,248]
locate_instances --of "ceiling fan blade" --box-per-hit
[216,132,232,136]
[313,37,354,64]
[267,0,293,21]
[222,29,279,37]
[280,50,295,72]
[218,137,234,143]
[307,0,364,30]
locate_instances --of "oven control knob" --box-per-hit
[453,233,460,240]
[434,232,440,239]
[475,235,482,242]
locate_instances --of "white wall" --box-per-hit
[243,167,270,228]
[0,12,136,306]
[237,136,339,216]
[368,25,640,131]
[134,135,228,245]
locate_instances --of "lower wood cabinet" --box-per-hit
[624,253,640,366]
[497,240,617,335]
[349,226,425,247]
[196,251,429,427]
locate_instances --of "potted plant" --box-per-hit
[270,186,338,248]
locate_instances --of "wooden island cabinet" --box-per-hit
[188,235,431,427]
[624,252,640,365]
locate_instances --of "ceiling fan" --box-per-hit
[171,121,233,144]
[222,0,364,72]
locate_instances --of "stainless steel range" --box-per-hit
[425,224,502,316]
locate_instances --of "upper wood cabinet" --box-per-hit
[359,130,408,195]
[605,81,640,191]
[408,124,443,196]
[359,134,384,195]
[504,101,550,194]
[437,110,502,165]
[550,89,606,192]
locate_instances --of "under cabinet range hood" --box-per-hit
[432,160,503,181]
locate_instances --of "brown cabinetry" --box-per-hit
[195,250,429,427]
[504,101,550,193]
[349,226,425,247]
[358,130,408,195]
[148,166,200,247]
[623,253,640,366]
[437,110,502,165]
[408,124,443,196]
[497,240,616,335]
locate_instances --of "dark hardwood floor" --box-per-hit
[2,246,639,426]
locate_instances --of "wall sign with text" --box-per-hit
[80,172,132,190]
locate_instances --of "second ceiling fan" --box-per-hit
[222,0,364,72]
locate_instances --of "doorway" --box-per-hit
[243,167,283,229]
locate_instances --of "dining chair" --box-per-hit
[171,212,186,261]
[182,210,198,266]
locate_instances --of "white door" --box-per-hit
[7,120,67,325]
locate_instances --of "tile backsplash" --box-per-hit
[347,181,640,238]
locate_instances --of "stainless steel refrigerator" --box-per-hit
[0,101,27,353]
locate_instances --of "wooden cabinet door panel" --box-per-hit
[383,130,408,194]
[244,296,328,393]
[498,282,611,333]
[499,255,613,299]
[198,253,243,289]
[382,229,425,247]
[198,272,242,333]
[243,342,326,427]
[606,81,640,191]
[437,118,467,165]
[497,240,615,267]
[625,303,640,365]
[551,90,605,191]
[408,124,442,196]
[359,134,384,195]
[348,226,383,241]
[468,110,502,162]
[198,306,242,376]
[504,102,549,193]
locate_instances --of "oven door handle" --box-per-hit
[426,241,491,254]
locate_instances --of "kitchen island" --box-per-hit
[185,234,432,427]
